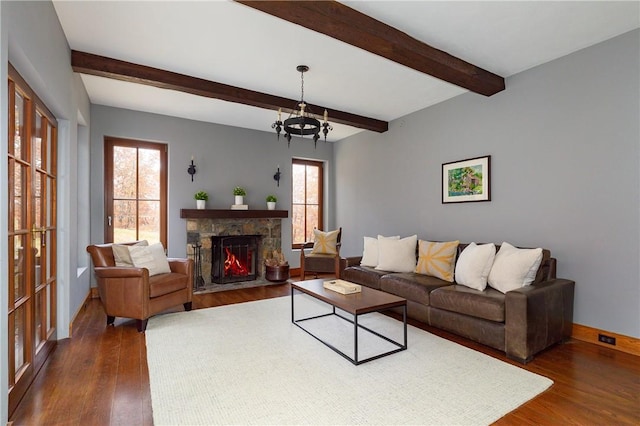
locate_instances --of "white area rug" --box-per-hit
[146,295,552,425]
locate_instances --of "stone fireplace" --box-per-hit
[181,209,287,287]
[210,235,260,283]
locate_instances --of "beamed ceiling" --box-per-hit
[53,1,639,142]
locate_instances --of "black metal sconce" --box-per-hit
[273,165,281,187]
[188,156,196,182]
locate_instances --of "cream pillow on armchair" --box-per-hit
[310,229,340,255]
[112,240,148,267]
[128,242,172,276]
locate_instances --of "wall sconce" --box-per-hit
[273,165,281,187]
[187,156,196,182]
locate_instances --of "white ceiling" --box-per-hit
[52,1,640,142]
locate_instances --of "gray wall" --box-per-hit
[89,105,335,268]
[0,1,91,422]
[335,29,640,338]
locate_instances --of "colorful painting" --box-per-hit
[442,156,491,203]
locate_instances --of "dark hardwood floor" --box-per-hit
[10,281,640,425]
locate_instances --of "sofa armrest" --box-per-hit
[505,278,575,363]
[345,256,362,267]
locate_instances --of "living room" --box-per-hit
[2,1,639,424]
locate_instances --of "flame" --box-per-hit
[224,247,249,276]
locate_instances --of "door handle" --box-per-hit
[31,226,47,246]
[108,216,112,227]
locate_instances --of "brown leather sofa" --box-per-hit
[87,242,194,332]
[343,243,574,363]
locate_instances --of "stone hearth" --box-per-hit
[183,211,286,287]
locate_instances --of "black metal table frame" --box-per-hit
[291,287,407,365]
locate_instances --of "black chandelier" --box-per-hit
[272,65,332,148]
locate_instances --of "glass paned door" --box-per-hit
[34,110,57,353]
[8,79,32,397]
[7,64,58,417]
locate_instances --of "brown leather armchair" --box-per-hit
[87,241,193,332]
[300,228,342,279]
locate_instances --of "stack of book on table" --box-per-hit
[231,205,248,210]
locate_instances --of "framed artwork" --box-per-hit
[442,155,491,203]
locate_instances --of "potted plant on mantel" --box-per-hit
[264,249,289,282]
[194,191,208,210]
[233,186,246,205]
[266,194,277,210]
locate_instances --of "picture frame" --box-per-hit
[442,155,491,203]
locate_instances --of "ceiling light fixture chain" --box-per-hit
[272,65,332,148]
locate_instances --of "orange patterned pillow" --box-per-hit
[415,240,460,282]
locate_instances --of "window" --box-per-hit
[104,137,168,246]
[291,159,324,248]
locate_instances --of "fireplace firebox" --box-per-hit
[211,235,260,284]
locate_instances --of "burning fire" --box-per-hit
[224,247,249,276]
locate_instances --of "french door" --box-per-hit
[7,64,58,416]
[104,137,167,246]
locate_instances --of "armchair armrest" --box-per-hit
[505,278,575,363]
[92,266,151,320]
[300,241,342,253]
[300,242,315,257]
[168,258,193,276]
[93,266,145,279]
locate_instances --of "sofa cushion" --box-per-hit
[376,235,417,273]
[149,272,189,298]
[415,240,459,282]
[361,235,399,267]
[380,273,451,305]
[430,285,505,322]
[454,242,496,291]
[488,242,543,293]
[342,266,387,290]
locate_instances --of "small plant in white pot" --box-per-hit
[233,186,246,205]
[266,194,277,210]
[194,191,208,209]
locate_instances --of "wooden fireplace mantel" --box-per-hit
[180,209,288,219]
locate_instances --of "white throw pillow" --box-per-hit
[487,242,543,294]
[112,240,148,267]
[360,235,400,267]
[375,235,417,273]
[128,242,172,277]
[454,243,496,291]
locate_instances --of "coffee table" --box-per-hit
[291,279,407,365]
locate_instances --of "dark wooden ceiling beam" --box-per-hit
[71,50,388,133]
[236,1,505,96]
